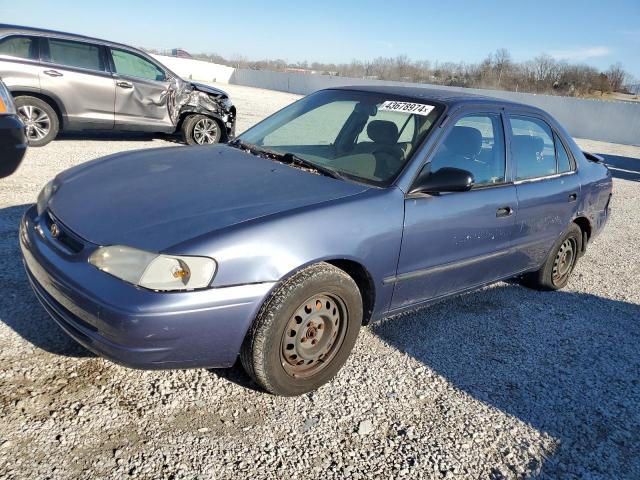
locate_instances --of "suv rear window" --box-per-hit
[46,38,105,71]
[0,36,37,60]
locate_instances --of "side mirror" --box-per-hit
[410,167,474,194]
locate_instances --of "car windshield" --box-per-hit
[237,89,443,186]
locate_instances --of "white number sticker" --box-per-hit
[379,101,435,116]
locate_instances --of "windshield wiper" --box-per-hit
[229,139,344,180]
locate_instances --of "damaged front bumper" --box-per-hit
[169,78,236,140]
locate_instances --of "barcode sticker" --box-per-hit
[379,101,435,116]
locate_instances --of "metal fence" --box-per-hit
[230,69,640,146]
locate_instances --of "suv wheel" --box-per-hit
[15,96,59,147]
[241,263,363,396]
[182,114,222,145]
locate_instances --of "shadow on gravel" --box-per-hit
[207,361,263,393]
[371,284,640,477]
[0,204,93,358]
[54,131,181,143]
[597,153,640,182]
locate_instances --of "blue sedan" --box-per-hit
[20,86,612,396]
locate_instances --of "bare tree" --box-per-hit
[492,48,512,87]
[596,73,610,96]
[179,46,631,99]
[606,63,626,92]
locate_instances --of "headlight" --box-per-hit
[88,245,217,291]
[0,82,17,115]
[37,180,55,216]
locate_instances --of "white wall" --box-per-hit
[230,69,640,146]
[152,54,234,83]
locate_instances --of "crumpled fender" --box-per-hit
[167,77,234,128]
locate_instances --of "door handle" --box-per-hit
[43,69,63,77]
[496,206,513,218]
[116,81,133,89]
[568,192,578,202]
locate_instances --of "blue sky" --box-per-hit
[2,0,639,77]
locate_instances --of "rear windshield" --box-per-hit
[239,90,443,186]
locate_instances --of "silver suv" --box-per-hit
[0,25,236,146]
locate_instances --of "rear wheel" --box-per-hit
[15,96,59,147]
[182,114,222,145]
[240,263,363,396]
[520,223,582,291]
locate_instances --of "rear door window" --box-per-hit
[46,38,105,71]
[509,116,557,180]
[554,132,573,173]
[0,36,38,60]
[110,49,166,81]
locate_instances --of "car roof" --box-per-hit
[329,84,544,112]
[0,24,145,53]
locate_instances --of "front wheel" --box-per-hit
[240,263,363,396]
[520,223,583,291]
[181,114,222,145]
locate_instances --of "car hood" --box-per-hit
[49,145,369,252]
[190,81,228,98]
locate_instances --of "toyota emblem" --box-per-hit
[50,223,60,238]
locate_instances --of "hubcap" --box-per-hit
[18,105,51,141]
[280,294,347,379]
[193,118,219,144]
[552,237,576,284]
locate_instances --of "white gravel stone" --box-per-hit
[357,420,374,436]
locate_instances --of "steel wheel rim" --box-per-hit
[193,118,218,144]
[280,294,348,379]
[18,105,51,141]
[552,237,576,284]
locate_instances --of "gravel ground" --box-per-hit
[0,83,639,479]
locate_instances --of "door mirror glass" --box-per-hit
[410,167,474,194]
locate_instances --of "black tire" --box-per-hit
[520,223,583,291]
[181,114,222,145]
[14,96,59,147]
[241,263,363,396]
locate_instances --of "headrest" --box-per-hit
[512,135,544,158]
[367,120,398,145]
[444,126,482,156]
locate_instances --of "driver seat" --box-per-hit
[354,120,405,179]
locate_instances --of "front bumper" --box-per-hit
[0,114,27,178]
[20,205,275,369]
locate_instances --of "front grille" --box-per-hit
[44,212,85,253]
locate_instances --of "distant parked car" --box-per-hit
[0,78,27,177]
[21,86,612,395]
[0,24,236,146]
